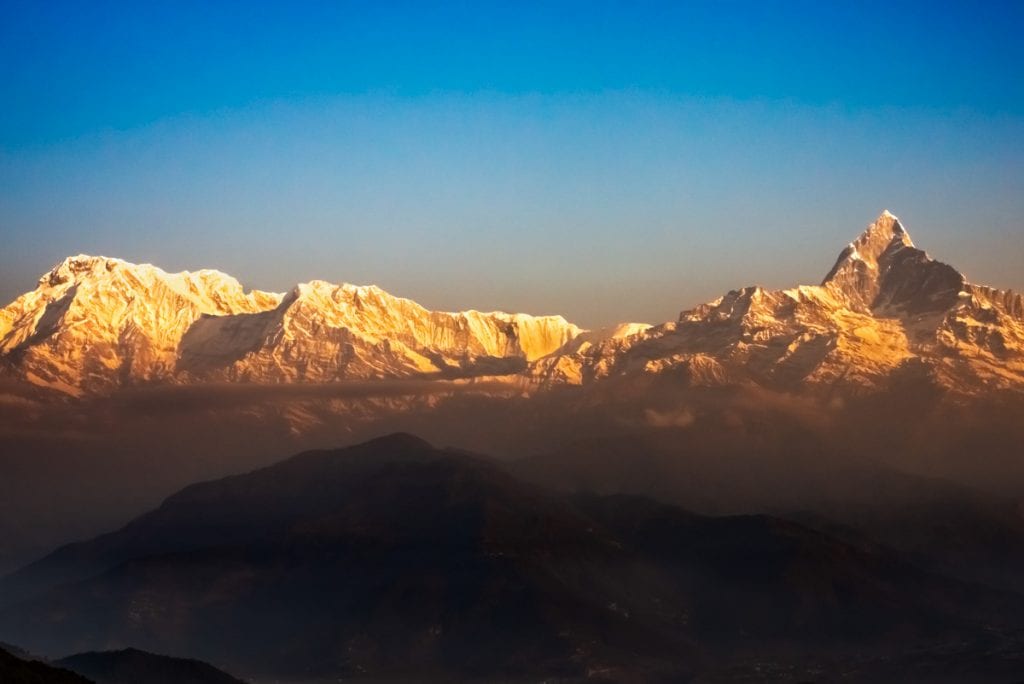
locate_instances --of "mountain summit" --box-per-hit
[823,209,916,306]
[0,211,1021,402]
[822,210,966,316]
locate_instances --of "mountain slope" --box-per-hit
[513,427,1024,596]
[2,434,1023,682]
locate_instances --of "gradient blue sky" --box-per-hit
[2,1,1022,327]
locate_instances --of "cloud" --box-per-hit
[643,407,696,428]
[103,378,520,413]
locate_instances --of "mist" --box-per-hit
[3,378,1022,577]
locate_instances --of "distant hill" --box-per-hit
[513,429,1024,595]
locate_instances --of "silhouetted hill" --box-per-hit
[2,434,1023,682]
[56,648,244,684]
[0,644,91,684]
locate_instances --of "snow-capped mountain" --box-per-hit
[532,211,1024,394]
[0,255,580,395]
[0,255,284,395]
[1,211,1021,400]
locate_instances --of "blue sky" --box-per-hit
[2,1,1022,326]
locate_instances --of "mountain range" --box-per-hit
[2,211,1022,406]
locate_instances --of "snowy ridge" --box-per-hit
[0,256,581,394]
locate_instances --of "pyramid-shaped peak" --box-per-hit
[858,210,913,251]
[824,211,914,283]
[820,211,917,302]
